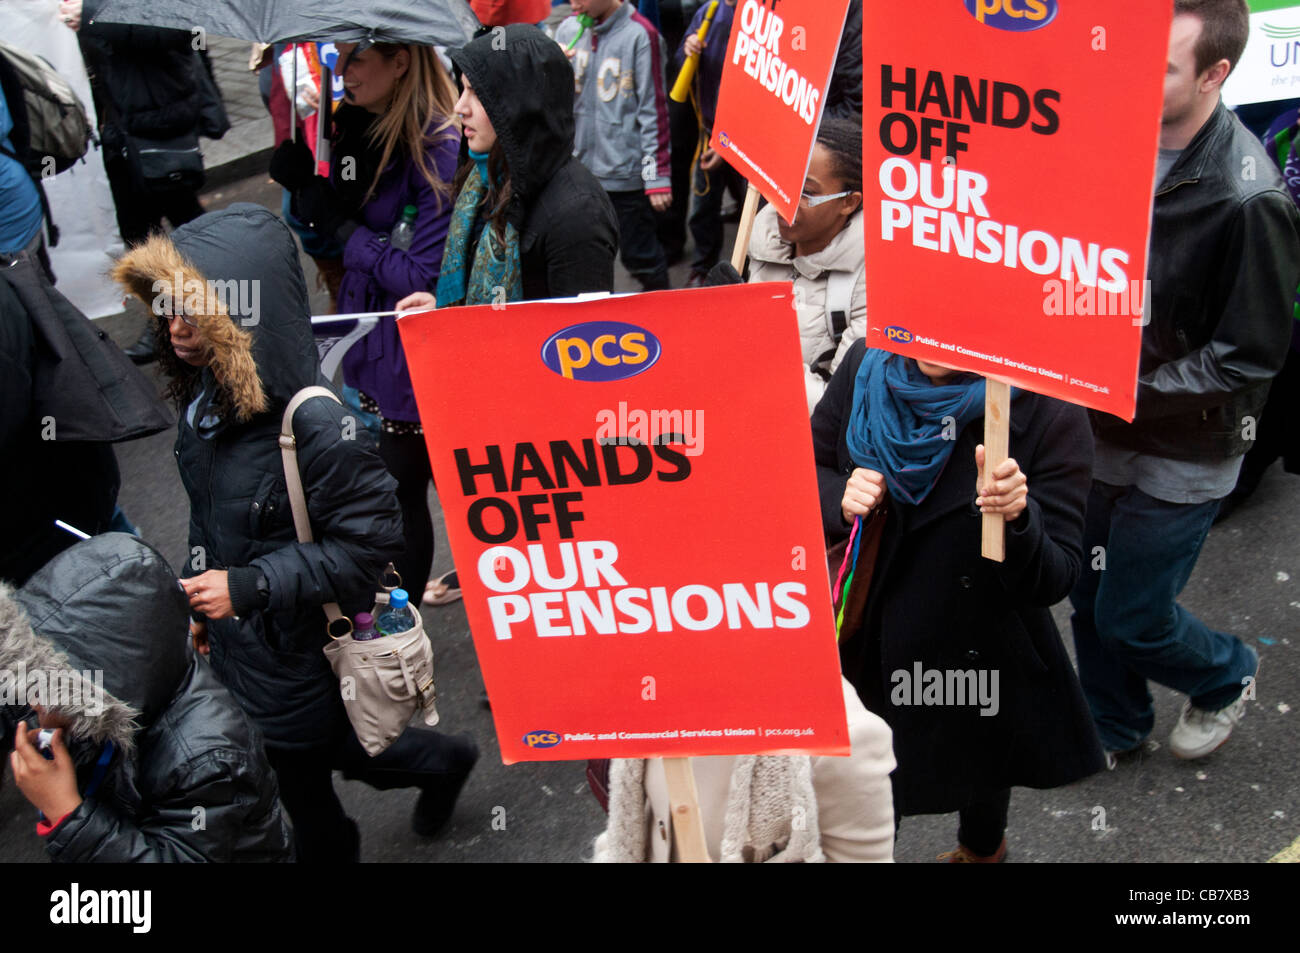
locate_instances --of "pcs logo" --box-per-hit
[717,131,731,149]
[541,321,662,382]
[963,0,1057,32]
[884,326,913,344]
[522,730,561,749]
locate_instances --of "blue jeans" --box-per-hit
[1069,482,1257,751]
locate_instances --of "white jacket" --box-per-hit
[748,203,867,414]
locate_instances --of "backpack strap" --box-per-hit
[810,269,858,380]
[279,385,348,633]
[823,269,856,343]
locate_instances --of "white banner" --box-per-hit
[1223,3,1300,107]
[5,0,124,318]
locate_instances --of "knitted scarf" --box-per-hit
[595,756,824,863]
[434,150,522,308]
[845,349,987,506]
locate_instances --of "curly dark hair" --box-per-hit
[150,316,239,420]
[815,117,863,196]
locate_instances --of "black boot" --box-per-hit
[123,322,157,365]
[411,733,480,837]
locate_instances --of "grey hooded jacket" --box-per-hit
[556,3,672,192]
[1,534,291,862]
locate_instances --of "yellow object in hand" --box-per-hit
[670,0,720,104]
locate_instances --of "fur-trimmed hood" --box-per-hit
[1,534,193,751]
[112,203,320,427]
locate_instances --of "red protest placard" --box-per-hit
[398,285,849,764]
[862,0,1172,421]
[711,0,852,222]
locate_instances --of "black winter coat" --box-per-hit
[824,0,862,124]
[113,204,404,750]
[0,254,171,585]
[813,343,1105,815]
[6,534,291,861]
[80,0,201,138]
[449,25,619,301]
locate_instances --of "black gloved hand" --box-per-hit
[704,262,744,286]
[293,177,355,242]
[269,139,316,192]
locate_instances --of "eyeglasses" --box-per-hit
[800,189,852,208]
[157,305,200,328]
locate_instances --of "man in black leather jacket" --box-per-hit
[1070,0,1300,766]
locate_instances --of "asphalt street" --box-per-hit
[2,171,1298,864]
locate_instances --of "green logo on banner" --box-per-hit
[1260,22,1300,38]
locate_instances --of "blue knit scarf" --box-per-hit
[844,350,987,506]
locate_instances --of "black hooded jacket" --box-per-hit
[2,534,291,862]
[449,25,619,301]
[112,204,404,751]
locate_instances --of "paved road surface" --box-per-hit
[2,171,1297,864]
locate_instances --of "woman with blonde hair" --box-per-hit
[393,24,619,606]
[272,41,461,608]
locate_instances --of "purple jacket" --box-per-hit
[338,127,460,422]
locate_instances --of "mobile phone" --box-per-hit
[24,714,55,760]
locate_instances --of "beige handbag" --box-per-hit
[280,386,440,757]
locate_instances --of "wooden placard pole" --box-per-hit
[729,184,763,273]
[981,378,1011,562]
[662,757,711,862]
[652,186,764,865]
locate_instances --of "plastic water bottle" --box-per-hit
[353,611,380,641]
[376,589,416,636]
[390,205,417,251]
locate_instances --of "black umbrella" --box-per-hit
[90,0,482,47]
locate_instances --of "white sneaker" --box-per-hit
[1169,696,1246,759]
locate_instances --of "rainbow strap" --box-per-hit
[832,515,864,641]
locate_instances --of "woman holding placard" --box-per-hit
[748,118,865,414]
[812,340,1105,862]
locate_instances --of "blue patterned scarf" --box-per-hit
[434,150,522,308]
[845,350,987,506]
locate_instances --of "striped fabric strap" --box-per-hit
[833,515,866,641]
